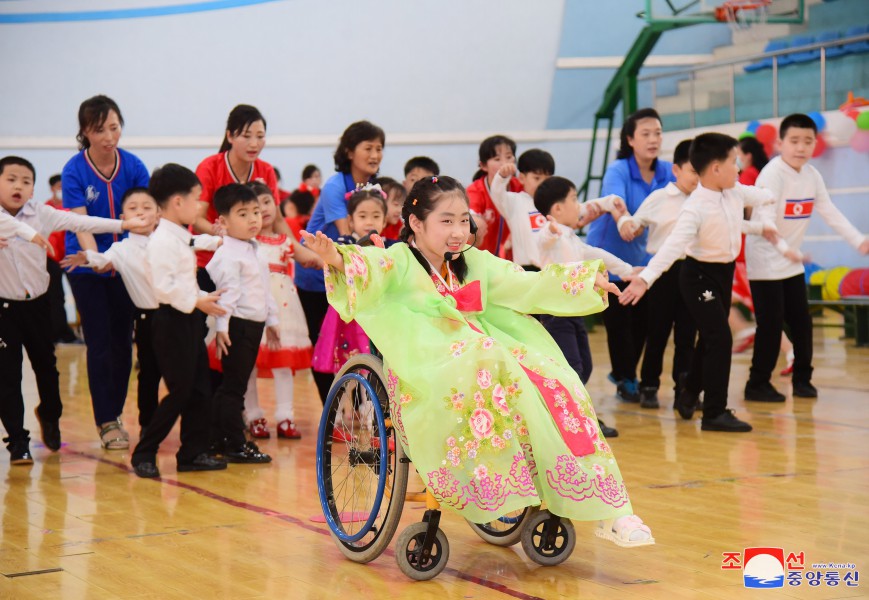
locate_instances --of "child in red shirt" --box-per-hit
[466,135,523,257]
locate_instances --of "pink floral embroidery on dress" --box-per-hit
[426,450,537,512]
[544,455,629,507]
[469,408,495,440]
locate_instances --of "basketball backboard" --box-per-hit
[641,0,804,25]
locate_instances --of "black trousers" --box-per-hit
[196,267,223,392]
[602,280,648,382]
[46,258,77,342]
[0,294,62,442]
[134,309,160,430]
[212,317,265,449]
[132,305,211,465]
[679,258,735,420]
[67,273,134,426]
[749,274,813,385]
[298,288,334,405]
[541,315,592,385]
[640,260,697,391]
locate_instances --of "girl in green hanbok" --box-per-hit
[301,176,654,548]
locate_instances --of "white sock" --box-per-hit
[273,368,295,422]
[243,368,264,422]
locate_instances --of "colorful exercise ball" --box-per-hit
[825,111,858,143]
[738,131,756,140]
[850,130,869,153]
[856,111,869,131]
[746,120,761,133]
[812,134,827,158]
[755,123,777,144]
[808,111,826,132]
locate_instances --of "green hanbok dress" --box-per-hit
[324,243,635,524]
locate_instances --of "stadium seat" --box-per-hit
[744,39,790,72]
[786,35,818,64]
[841,24,869,54]
[817,30,846,58]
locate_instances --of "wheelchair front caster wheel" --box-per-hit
[395,522,450,580]
[520,509,575,566]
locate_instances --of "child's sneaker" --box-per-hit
[276,419,301,439]
[248,418,270,439]
[4,435,34,466]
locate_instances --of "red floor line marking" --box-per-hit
[65,449,546,600]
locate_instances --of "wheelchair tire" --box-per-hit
[395,522,450,581]
[317,355,409,564]
[466,505,539,547]
[520,509,575,566]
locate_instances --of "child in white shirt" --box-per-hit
[0,156,146,464]
[131,164,226,479]
[206,183,279,464]
[535,175,635,438]
[617,139,699,410]
[745,113,869,402]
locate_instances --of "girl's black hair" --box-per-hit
[301,164,320,180]
[248,181,274,198]
[219,104,267,153]
[472,135,516,181]
[616,108,662,160]
[287,189,315,216]
[738,136,769,172]
[400,175,470,284]
[333,121,386,174]
[347,188,387,217]
[76,95,124,151]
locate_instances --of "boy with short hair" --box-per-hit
[492,148,626,270]
[0,156,145,464]
[620,133,783,433]
[402,156,440,192]
[745,113,869,402]
[617,139,699,409]
[206,183,278,464]
[63,188,222,433]
[131,164,227,478]
[535,175,635,438]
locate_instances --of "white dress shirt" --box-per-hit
[746,156,867,281]
[0,211,37,242]
[146,218,202,314]
[618,182,688,255]
[205,235,278,332]
[640,183,777,287]
[87,232,221,310]
[0,200,123,300]
[539,221,634,278]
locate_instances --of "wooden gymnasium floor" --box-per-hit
[2,312,868,600]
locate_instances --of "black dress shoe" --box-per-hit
[639,387,660,409]
[701,410,753,432]
[133,461,160,478]
[792,381,818,398]
[35,409,61,452]
[598,419,619,438]
[224,441,272,464]
[673,388,698,420]
[4,436,34,465]
[744,381,786,402]
[177,453,228,472]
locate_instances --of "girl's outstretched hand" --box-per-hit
[594,270,621,297]
[300,231,343,270]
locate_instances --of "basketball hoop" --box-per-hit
[715,0,771,31]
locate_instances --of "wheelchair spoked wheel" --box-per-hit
[395,522,450,581]
[520,509,576,566]
[466,505,539,547]
[316,355,409,564]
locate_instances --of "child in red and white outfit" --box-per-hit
[245,183,319,439]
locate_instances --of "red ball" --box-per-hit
[812,134,827,158]
[755,123,778,145]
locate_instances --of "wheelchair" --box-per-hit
[316,353,578,580]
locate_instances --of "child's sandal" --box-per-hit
[248,418,270,439]
[99,419,129,450]
[594,515,655,548]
